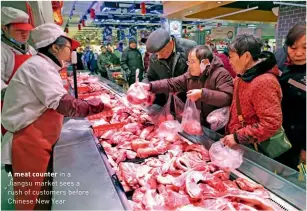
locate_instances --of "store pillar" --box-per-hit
[276,1,306,48]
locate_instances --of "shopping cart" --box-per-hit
[106,66,129,92]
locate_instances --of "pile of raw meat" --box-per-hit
[68,73,104,95]
[71,74,275,211]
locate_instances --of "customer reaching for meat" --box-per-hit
[222,34,283,149]
[139,45,233,128]
[1,23,112,210]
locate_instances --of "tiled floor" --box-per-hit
[1,165,15,210]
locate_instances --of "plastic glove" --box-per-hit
[56,94,106,117]
[187,89,202,102]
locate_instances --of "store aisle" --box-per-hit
[1,165,15,210]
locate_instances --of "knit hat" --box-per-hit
[129,37,137,44]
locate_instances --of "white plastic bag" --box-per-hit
[209,141,243,170]
[157,120,182,141]
[181,99,203,135]
[206,107,230,131]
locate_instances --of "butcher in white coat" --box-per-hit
[1,23,112,210]
[1,7,36,136]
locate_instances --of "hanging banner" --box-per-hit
[169,20,182,38]
[117,29,125,41]
[160,18,169,33]
[51,1,64,26]
[211,27,235,40]
[103,27,112,42]
[129,27,137,37]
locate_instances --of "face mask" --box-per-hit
[9,37,25,45]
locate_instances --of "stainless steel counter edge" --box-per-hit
[53,127,129,210]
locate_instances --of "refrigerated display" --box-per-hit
[53,74,306,211]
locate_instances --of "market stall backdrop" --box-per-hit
[61,1,279,47]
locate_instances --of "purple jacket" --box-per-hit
[150,55,234,126]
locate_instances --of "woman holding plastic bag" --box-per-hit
[222,34,283,154]
[137,45,233,129]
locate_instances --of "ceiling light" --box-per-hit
[189,10,194,13]
[217,1,222,4]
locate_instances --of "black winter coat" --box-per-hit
[143,36,197,106]
[275,47,306,169]
[120,47,144,84]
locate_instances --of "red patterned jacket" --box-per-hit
[227,53,283,145]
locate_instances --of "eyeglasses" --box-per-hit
[186,60,197,65]
[61,45,72,52]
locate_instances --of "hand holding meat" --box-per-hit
[127,83,154,105]
[187,89,202,102]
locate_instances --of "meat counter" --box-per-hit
[55,75,306,210]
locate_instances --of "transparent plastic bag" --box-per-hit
[173,93,185,119]
[157,120,182,141]
[126,69,154,106]
[181,99,203,135]
[152,94,174,125]
[209,141,243,170]
[206,107,230,131]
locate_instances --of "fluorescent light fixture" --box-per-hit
[273,1,306,7]
[205,6,258,21]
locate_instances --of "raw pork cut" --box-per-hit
[142,189,168,210]
[123,123,143,135]
[140,126,155,139]
[235,178,265,192]
[185,144,210,161]
[182,119,203,135]
[119,162,140,187]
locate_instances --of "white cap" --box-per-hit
[31,23,80,50]
[1,7,33,30]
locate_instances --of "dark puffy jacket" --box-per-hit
[150,55,233,127]
[275,47,306,168]
[143,36,197,106]
[121,47,144,84]
[144,51,150,71]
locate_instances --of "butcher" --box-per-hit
[1,7,37,135]
[1,23,112,210]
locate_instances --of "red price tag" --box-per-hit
[87,110,113,120]
[78,86,91,93]
[93,122,126,137]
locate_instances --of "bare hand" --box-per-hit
[187,89,202,102]
[221,134,238,148]
[139,82,151,91]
